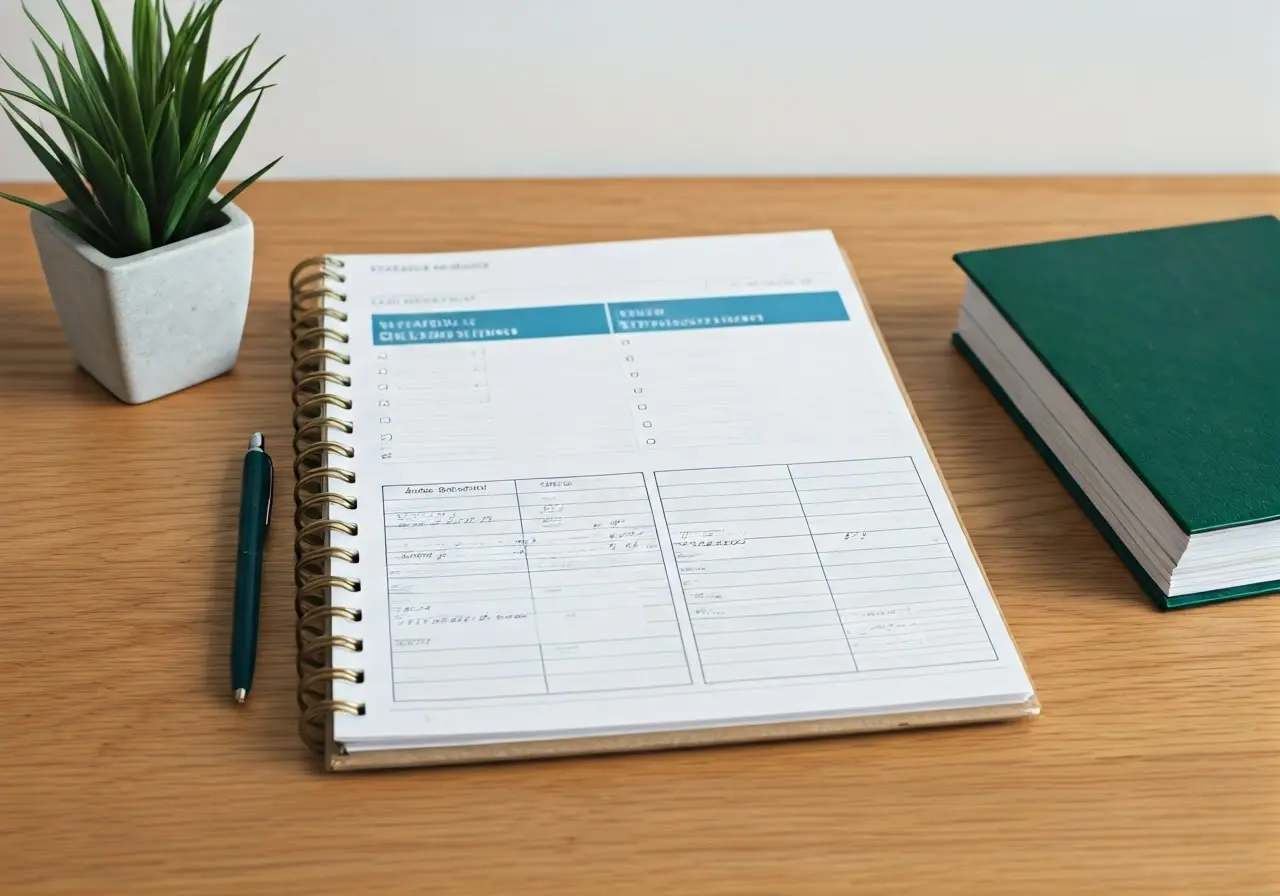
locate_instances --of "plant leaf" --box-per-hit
[0,87,127,230]
[220,37,258,107]
[222,55,284,116]
[169,91,265,240]
[25,6,114,151]
[192,52,239,131]
[176,58,279,181]
[0,190,110,251]
[144,87,174,149]
[209,154,280,215]
[88,0,154,208]
[53,50,127,167]
[41,12,130,166]
[122,176,153,252]
[151,91,181,232]
[133,0,158,117]
[0,88,113,164]
[163,4,178,45]
[158,3,199,96]
[1,53,55,106]
[1,101,112,240]
[179,1,223,142]
[171,104,217,189]
[52,0,114,115]
[31,43,79,166]
[162,170,203,242]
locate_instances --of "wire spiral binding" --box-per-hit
[289,255,365,755]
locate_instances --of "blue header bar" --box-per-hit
[373,304,611,345]
[372,292,850,346]
[608,292,847,332]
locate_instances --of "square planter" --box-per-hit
[29,194,254,404]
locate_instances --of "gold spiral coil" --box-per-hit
[293,417,353,456]
[289,255,364,756]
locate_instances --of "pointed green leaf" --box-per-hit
[163,165,209,241]
[122,176,153,252]
[22,4,61,53]
[192,56,242,139]
[88,0,154,206]
[22,4,75,76]
[176,69,277,186]
[133,0,158,116]
[0,190,112,252]
[221,37,258,105]
[0,88,113,164]
[170,93,264,239]
[1,101,112,239]
[54,35,123,163]
[31,43,79,165]
[223,55,284,115]
[163,4,178,45]
[0,87,127,229]
[154,0,166,75]
[52,0,113,114]
[32,44,64,105]
[171,105,215,187]
[50,48,133,183]
[25,9,96,117]
[158,3,198,89]
[204,48,245,103]
[54,51,121,161]
[209,155,280,215]
[179,7,216,142]
[25,10,120,164]
[145,90,180,233]
[1,53,55,106]
[144,87,173,149]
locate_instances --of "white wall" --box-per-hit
[1,0,1277,181]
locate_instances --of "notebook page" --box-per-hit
[324,231,1032,748]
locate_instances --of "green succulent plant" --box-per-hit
[0,0,282,258]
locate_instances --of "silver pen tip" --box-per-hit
[248,433,264,450]
[233,688,248,704]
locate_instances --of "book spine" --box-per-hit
[289,256,365,754]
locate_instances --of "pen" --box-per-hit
[232,432,273,704]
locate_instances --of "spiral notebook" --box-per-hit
[288,231,1037,772]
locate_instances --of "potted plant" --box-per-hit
[0,0,282,404]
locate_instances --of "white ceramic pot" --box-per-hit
[29,194,254,404]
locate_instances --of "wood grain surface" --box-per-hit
[1,177,1277,895]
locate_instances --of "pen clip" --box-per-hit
[263,450,274,529]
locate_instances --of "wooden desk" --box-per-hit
[2,177,1277,895]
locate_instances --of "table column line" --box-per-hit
[512,480,551,692]
[786,464,860,672]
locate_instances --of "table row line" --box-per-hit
[384,529,945,557]
[383,480,928,512]
[385,511,944,542]
[381,459,921,500]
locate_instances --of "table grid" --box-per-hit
[383,472,693,703]
[655,458,998,685]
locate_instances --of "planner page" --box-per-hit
[321,231,1033,749]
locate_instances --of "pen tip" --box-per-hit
[233,688,247,704]
[249,433,264,450]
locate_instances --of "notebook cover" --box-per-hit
[952,216,1280,536]
[316,248,1040,771]
[952,332,1280,611]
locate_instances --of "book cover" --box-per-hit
[951,215,1280,608]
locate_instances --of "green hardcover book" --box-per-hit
[950,215,1280,610]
